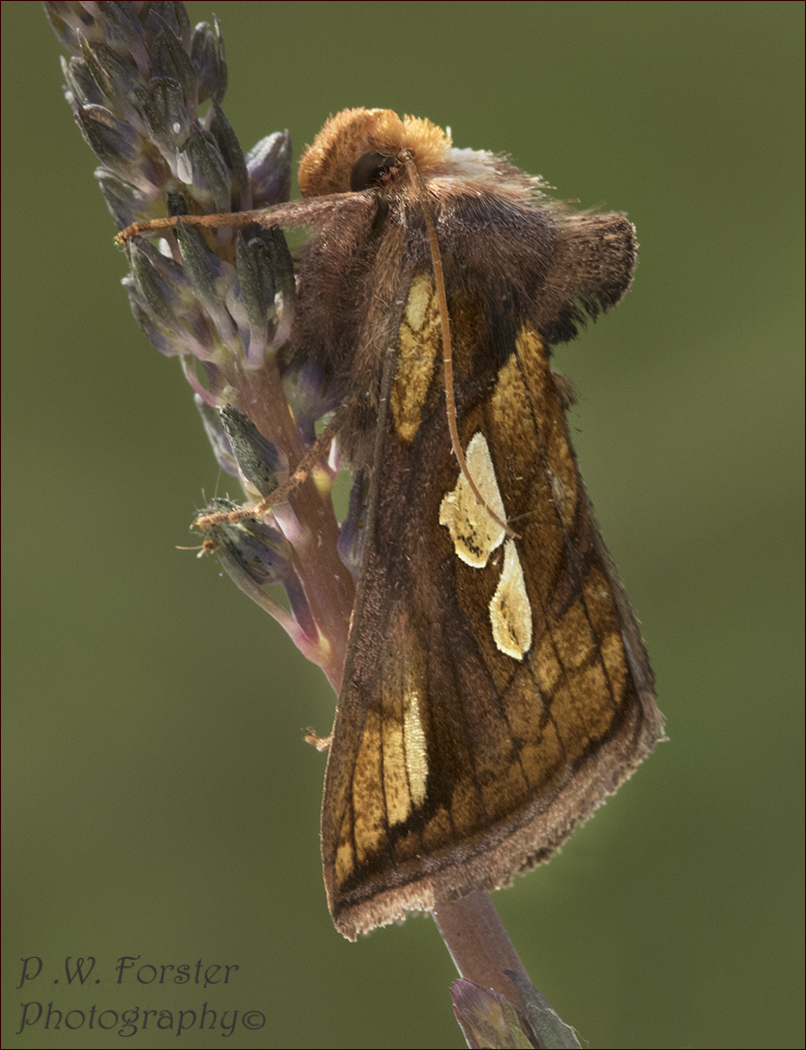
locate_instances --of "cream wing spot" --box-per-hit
[391,275,440,443]
[404,273,431,330]
[381,702,412,828]
[439,432,506,567]
[380,649,429,827]
[490,538,533,660]
[403,692,428,808]
[382,689,428,828]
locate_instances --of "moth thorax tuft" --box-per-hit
[299,107,452,198]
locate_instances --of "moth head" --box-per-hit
[299,107,452,198]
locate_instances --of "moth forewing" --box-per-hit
[287,110,663,939]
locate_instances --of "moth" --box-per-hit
[120,108,664,940]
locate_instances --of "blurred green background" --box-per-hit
[3,3,803,1048]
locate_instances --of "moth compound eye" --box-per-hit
[350,152,400,192]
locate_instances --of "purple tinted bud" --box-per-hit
[181,125,230,214]
[209,100,250,211]
[190,17,227,104]
[142,76,190,156]
[148,15,197,109]
[60,54,104,107]
[195,396,239,477]
[44,2,110,54]
[245,131,292,208]
[219,407,289,498]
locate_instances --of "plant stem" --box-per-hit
[433,890,530,1008]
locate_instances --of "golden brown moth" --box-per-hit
[120,108,664,941]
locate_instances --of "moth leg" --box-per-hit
[114,208,282,245]
[195,412,343,529]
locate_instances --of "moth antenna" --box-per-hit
[195,412,342,529]
[401,152,518,541]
